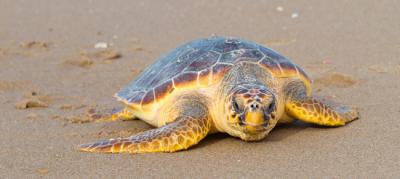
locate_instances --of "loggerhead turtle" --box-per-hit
[79,36,359,154]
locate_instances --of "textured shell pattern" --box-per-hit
[116,36,311,107]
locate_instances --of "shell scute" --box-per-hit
[154,80,174,100]
[296,65,311,81]
[214,38,258,53]
[258,45,286,61]
[185,51,219,72]
[126,91,146,104]
[259,59,282,75]
[173,72,198,88]
[220,49,264,63]
[141,90,155,105]
[278,60,298,76]
[178,49,204,62]
[214,38,243,53]
[198,69,211,86]
[211,63,234,81]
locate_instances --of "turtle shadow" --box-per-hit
[263,121,313,142]
[192,133,231,150]
[193,120,317,149]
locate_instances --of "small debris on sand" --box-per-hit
[92,49,121,60]
[20,41,49,49]
[36,168,49,176]
[276,6,284,12]
[59,104,86,110]
[63,49,121,68]
[15,91,53,109]
[368,65,388,73]
[60,104,73,110]
[132,46,145,51]
[63,107,114,124]
[315,73,358,88]
[52,115,61,120]
[15,98,48,109]
[291,12,299,19]
[59,104,73,110]
[63,55,94,68]
[94,42,108,49]
[66,115,94,124]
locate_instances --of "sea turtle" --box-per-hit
[79,36,359,154]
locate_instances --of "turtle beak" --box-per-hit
[243,103,266,133]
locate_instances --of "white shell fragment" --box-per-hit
[291,13,299,18]
[94,42,108,49]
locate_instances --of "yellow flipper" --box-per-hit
[285,95,359,126]
[79,116,211,153]
[111,107,136,121]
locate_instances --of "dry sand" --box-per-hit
[1,0,399,178]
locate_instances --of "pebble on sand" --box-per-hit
[15,91,53,109]
[93,49,121,60]
[20,41,50,49]
[36,168,49,176]
[368,65,388,73]
[291,12,299,18]
[94,42,108,49]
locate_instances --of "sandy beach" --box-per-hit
[1,0,399,178]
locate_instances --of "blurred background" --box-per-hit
[0,0,399,178]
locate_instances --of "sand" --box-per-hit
[0,0,399,178]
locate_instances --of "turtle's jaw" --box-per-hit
[242,108,266,134]
[227,115,271,141]
[237,126,270,141]
[226,105,279,141]
[225,119,273,141]
[243,123,267,134]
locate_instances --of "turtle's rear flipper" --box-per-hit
[285,95,359,126]
[110,107,137,121]
[84,107,136,122]
[79,115,211,154]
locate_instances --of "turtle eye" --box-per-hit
[267,101,275,113]
[233,100,240,112]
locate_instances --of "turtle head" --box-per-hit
[225,84,278,141]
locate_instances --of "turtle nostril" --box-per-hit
[250,103,259,109]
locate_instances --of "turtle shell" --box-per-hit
[116,36,311,109]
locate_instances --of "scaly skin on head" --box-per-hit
[217,62,281,141]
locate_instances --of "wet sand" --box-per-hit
[1,0,399,178]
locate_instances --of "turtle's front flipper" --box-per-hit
[79,100,211,153]
[285,94,359,127]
